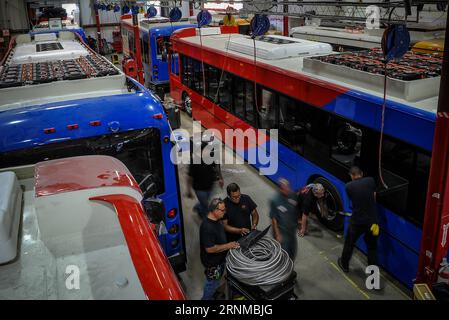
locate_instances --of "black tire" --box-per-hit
[182,92,192,118]
[313,177,344,231]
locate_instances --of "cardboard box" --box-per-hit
[413,283,436,300]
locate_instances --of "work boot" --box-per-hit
[338,257,349,273]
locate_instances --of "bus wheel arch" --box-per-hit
[309,176,345,232]
[182,91,192,117]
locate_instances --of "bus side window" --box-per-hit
[256,87,277,129]
[376,140,412,220]
[244,80,255,125]
[278,94,304,154]
[330,118,363,168]
[234,76,245,118]
[205,64,221,104]
[218,72,232,111]
[181,55,203,93]
[302,105,331,165]
[171,50,179,76]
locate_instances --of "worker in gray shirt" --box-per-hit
[269,178,300,261]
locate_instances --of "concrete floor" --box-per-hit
[175,111,411,300]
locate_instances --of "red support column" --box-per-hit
[283,3,289,36]
[416,11,449,287]
[95,7,103,54]
[189,1,194,17]
[132,13,145,85]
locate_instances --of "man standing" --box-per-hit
[200,198,239,300]
[223,183,260,242]
[298,183,326,237]
[338,166,379,273]
[187,140,224,218]
[269,178,299,261]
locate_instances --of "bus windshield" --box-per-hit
[0,128,165,196]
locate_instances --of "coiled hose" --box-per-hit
[226,237,293,286]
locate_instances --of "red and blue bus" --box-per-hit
[169,26,442,288]
[0,30,186,272]
[121,14,195,98]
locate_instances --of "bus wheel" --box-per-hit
[313,177,344,232]
[182,92,192,117]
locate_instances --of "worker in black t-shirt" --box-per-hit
[187,141,224,218]
[200,198,239,300]
[222,183,260,242]
[338,166,379,273]
[297,183,326,237]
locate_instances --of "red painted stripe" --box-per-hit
[90,194,186,300]
[172,33,348,108]
[35,156,141,197]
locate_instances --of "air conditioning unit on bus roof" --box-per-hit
[226,35,333,60]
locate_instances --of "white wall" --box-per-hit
[0,0,29,31]
[79,0,190,43]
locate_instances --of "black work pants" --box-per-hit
[341,223,378,268]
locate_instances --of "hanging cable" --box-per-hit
[226,236,294,286]
[197,9,212,97]
[213,31,233,105]
[378,12,410,189]
[250,14,270,119]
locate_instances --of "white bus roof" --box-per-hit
[0,156,146,299]
[178,32,440,113]
[290,26,382,49]
[0,31,130,111]
[290,25,445,48]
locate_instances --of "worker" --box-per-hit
[269,178,299,261]
[200,198,240,300]
[222,183,260,242]
[186,140,224,218]
[338,166,379,273]
[297,183,326,237]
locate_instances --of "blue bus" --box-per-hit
[121,16,195,98]
[0,30,186,272]
[170,30,444,287]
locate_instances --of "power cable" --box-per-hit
[226,236,294,286]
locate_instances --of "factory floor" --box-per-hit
[176,112,411,300]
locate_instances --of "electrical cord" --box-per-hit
[226,236,294,286]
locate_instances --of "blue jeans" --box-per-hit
[194,189,212,218]
[281,232,297,261]
[201,276,221,300]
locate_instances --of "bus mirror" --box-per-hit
[162,51,168,62]
[143,198,165,224]
[139,174,158,198]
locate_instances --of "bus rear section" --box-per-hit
[0,155,185,300]
[0,30,186,273]
[120,15,195,99]
[169,28,441,288]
